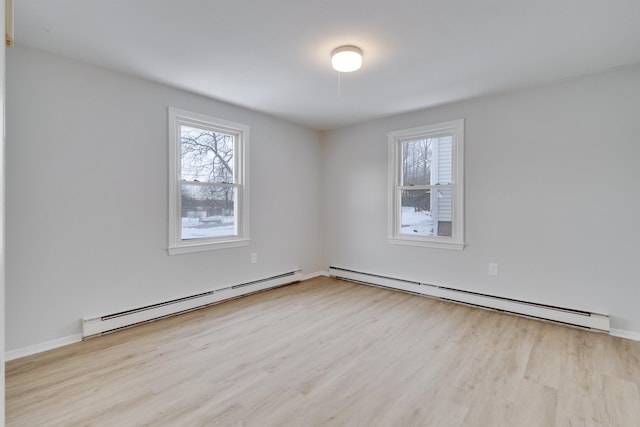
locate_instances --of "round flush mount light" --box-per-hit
[331,45,363,72]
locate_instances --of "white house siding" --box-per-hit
[432,136,453,221]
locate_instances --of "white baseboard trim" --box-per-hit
[329,266,610,332]
[610,328,640,342]
[13,269,630,360]
[5,334,83,361]
[301,271,330,281]
[6,270,328,361]
[83,270,304,337]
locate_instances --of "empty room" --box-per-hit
[2,1,640,426]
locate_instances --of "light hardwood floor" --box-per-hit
[6,277,640,426]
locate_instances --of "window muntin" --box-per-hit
[388,120,464,250]
[168,108,249,254]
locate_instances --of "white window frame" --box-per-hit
[168,107,250,255]
[387,119,465,250]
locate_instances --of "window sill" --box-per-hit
[388,237,466,251]
[168,238,250,255]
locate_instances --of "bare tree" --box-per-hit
[181,127,234,183]
[402,138,432,186]
[180,127,235,218]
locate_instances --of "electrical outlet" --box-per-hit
[488,263,499,276]
[251,252,258,264]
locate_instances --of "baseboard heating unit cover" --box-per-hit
[329,267,609,332]
[82,270,303,338]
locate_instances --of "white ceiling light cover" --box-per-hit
[331,45,363,72]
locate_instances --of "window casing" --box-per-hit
[387,119,465,250]
[168,107,249,254]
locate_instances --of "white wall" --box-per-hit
[5,46,324,352]
[323,64,640,335]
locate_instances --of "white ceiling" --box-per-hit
[15,1,640,130]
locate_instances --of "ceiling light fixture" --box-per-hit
[331,45,363,72]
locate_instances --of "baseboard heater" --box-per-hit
[82,270,303,338]
[328,267,610,332]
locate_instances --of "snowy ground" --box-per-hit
[181,208,433,239]
[182,216,235,239]
[400,207,435,236]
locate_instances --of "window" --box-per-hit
[387,119,465,250]
[168,107,249,254]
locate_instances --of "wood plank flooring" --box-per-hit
[6,277,640,426]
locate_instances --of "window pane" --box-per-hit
[402,138,432,185]
[401,135,453,186]
[180,125,234,183]
[181,184,236,239]
[400,188,452,237]
[400,189,434,236]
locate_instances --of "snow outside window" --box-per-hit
[168,108,250,254]
[387,119,465,250]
